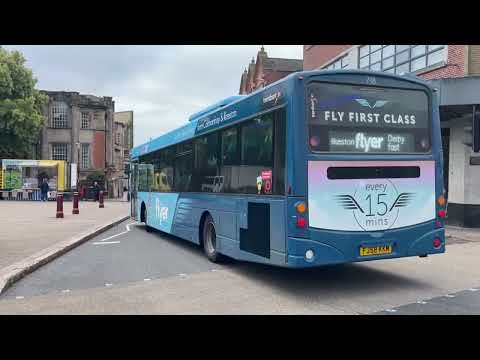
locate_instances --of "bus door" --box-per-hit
[130,163,139,219]
[144,164,154,208]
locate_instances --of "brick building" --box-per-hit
[239,46,303,94]
[303,45,480,227]
[39,91,132,198]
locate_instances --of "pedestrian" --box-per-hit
[40,178,49,202]
[93,181,101,202]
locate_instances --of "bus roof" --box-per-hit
[188,96,246,122]
[131,69,433,160]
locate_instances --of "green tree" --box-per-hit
[87,170,106,185]
[0,47,48,159]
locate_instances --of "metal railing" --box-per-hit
[0,189,42,201]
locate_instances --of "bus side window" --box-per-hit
[221,127,239,166]
[273,109,286,195]
[227,114,274,194]
[241,116,273,166]
[175,141,193,192]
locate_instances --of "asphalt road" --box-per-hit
[1,220,480,314]
[1,220,219,299]
[375,288,480,315]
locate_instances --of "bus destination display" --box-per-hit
[329,131,415,153]
[308,82,430,153]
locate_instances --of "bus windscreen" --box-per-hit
[307,83,430,153]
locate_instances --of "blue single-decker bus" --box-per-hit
[130,69,446,267]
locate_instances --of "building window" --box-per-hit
[115,132,121,145]
[81,144,90,169]
[51,102,68,128]
[51,143,68,161]
[358,45,446,74]
[94,111,102,125]
[324,54,350,70]
[81,112,90,129]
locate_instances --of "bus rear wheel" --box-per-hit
[202,214,223,263]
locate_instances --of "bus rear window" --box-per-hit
[307,83,430,153]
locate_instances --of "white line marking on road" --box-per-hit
[96,222,137,243]
[62,289,71,293]
[93,241,121,245]
[178,273,187,278]
[126,223,138,231]
[144,278,151,282]
[105,283,113,287]
[385,309,397,313]
[445,294,455,298]
[417,300,428,304]
[15,296,24,300]
[468,288,479,292]
[211,269,220,272]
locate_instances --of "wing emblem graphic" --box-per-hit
[355,99,389,109]
[389,193,415,212]
[335,195,364,213]
[355,99,372,108]
[373,100,388,108]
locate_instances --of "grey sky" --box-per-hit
[5,45,302,146]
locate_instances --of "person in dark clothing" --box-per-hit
[93,181,101,202]
[40,178,49,202]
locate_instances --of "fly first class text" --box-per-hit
[323,111,416,126]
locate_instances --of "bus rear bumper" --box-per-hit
[286,238,346,268]
[286,228,445,268]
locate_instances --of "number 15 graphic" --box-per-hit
[365,194,388,217]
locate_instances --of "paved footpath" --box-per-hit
[0,200,129,270]
[445,225,480,244]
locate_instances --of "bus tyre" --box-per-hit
[202,214,223,263]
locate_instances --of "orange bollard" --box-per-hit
[99,190,104,208]
[56,193,64,218]
[72,192,79,214]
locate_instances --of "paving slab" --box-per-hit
[0,200,130,294]
[445,225,480,243]
[0,200,130,269]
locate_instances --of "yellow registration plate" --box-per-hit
[360,245,393,257]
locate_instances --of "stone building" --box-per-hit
[239,46,303,95]
[303,45,480,227]
[38,91,130,198]
[111,111,134,198]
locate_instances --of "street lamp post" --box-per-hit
[76,142,80,191]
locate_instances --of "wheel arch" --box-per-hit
[140,202,147,223]
[198,210,212,246]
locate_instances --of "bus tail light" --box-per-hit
[433,238,442,249]
[295,201,307,214]
[438,210,446,219]
[437,195,446,207]
[296,217,307,228]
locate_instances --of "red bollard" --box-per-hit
[56,193,64,218]
[72,192,79,214]
[99,190,104,208]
